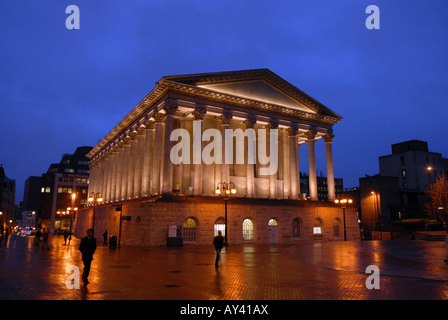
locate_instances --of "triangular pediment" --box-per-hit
[197,80,313,113]
[160,69,341,119]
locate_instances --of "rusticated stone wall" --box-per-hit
[75,195,360,246]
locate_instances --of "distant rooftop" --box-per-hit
[391,140,428,154]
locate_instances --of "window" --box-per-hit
[292,218,301,238]
[313,219,322,234]
[401,169,406,179]
[214,217,225,236]
[183,218,197,242]
[268,219,277,226]
[64,168,75,173]
[242,219,254,241]
[57,187,73,193]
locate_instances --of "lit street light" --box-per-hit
[334,197,353,241]
[215,182,237,246]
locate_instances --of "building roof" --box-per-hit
[88,69,342,159]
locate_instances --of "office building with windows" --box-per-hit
[39,146,92,233]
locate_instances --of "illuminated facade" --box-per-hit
[75,69,360,245]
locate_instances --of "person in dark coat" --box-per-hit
[102,230,108,247]
[213,231,224,267]
[79,229,97,284]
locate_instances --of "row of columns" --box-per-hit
[89,104,336,203]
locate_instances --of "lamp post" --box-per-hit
[87,192,103,235]
[427,166,434,219]
[334,197,353,241]
[215,182,236,246]
[371,191,382,240]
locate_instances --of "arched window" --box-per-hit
[214,217,225,236]
[292,218,301,238]
[313,219,322,235]
[183,218,197,242]
[333,219,341,238]
[268,219,278,226]
[242,218,254,241]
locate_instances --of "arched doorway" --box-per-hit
[183,218,197,243]
[214,217,225,236]
[268,218,278,243]
[333,218,341,239]
[242,218,254,241]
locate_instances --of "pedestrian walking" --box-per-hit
[34,229,42,247]
[103,229,108,247]
[41,229,49,250]
[79,229,97,284]
[213,230,224,267]
[63,230,69,245]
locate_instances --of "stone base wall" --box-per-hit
[74,195,360,246]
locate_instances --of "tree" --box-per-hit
[425,175,448,225]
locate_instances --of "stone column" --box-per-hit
[244,117,256,197]
[324,133,336,201]
[121,135,131,200]
[287,127,298,200]
[114,140,124,201]
[266,121,278,199]
[133,123,146,198]
[162,102,178,194]
[105,148,113,202]
[127,130,138,199]
[218,112,232,187]
[141,119,155,197]
[306,130,318,201]
[192,106,206,195]
[88,162,96,196]
[152,112,166,195]
[109,144,119,202]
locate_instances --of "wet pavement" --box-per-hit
[1,234,448,301]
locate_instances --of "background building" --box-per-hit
[0,165,16,232]
[22,176,42,211]
[359,140,448,236]
[300,173,344,201]
[39,146,92,233]
[379,140,448,217]
[76,69,360,245]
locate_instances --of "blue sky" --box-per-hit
[1,0,447,203]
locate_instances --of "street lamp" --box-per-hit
[371,191,382,240]
[215,182,237,246]
[334,197,353,241]
[88,192,103,235]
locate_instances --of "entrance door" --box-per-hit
[268,219,278,243]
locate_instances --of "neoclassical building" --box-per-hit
[75,69,360,245]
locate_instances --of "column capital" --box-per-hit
[137,124,146,135]
[145,119,155,129]
[123,135,131,145]
[286,127,298,137]
[154,112,166,124]
[304,129,317,142]
[265,120,278,130]
[243,116,256,129]
[323,134,335,143]
[130,130,139,140]
[218,112,232,125]
[193,106,207,120]
[163,100,178,115]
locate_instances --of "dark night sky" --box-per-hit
[1,0,447,203]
